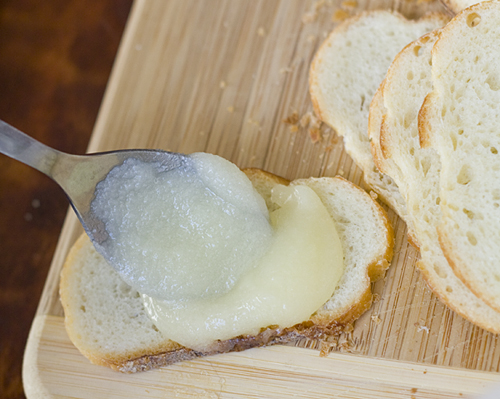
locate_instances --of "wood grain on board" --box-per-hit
[23,0,500,398]
[0,1,133,398]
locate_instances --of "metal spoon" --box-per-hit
[0,118,188,257]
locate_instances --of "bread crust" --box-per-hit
[61,169,394,372]
[418,92,436,149]
[368,88,388,174]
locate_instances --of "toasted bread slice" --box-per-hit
[418,2,500,312]
[309,10,448,245]
[60,169,393,372]
[369,29,500,333]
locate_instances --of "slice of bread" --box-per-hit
[369,30,500,333]
[60,169,394,372]
[419,2,500,312]
[310,10,448,245]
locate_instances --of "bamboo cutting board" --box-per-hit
[22,0,500,397]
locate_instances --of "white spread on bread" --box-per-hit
[142,183,344,350]
[91,152,344,349]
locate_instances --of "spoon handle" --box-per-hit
[0,119,61,177]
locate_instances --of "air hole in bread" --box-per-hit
[494,189,500,200]
[467,231,478,246]
[474,55,480,64]
[441,107,447,117]
[458,129,464,136]
[80,305,86,312]
[360,95,365,111]
[420,36,430,44]
[491,147,498,154]
[463,208,474,219]
[436,197,441,205]
[446,286,453,293]
[410,147,415,156]
[486,75,500,91]
[407,71,414,81]
[404,116,412,129]
[451,134,458,151]
[457,165,473,185]
[466,12,481,28]
[421,158,431,176]
[434,265,447,278]
[413,45,421,57]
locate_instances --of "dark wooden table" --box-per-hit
[0,1,133,397]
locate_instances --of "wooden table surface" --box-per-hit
[0,1,133,398]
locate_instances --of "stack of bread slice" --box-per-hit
[60,170,394,372]
[311,2,500,332]
[310,10,449,245]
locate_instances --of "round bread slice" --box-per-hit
[418,2,500,313]
[370,29,500,333]
[60,169,393,372]
[310,10,448,245]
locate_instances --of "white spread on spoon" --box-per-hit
[91,153,273,301]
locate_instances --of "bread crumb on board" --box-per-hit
[417,325,430,333]
[300,113,311,127]
[341,0,358,8]
[282,111,300,125]
[281,110,341,146]
[309,127,322,143]
[332,9,350,22]
[302,0,357,25]
[319,334,354,357]
[300,0,359,24]
[371,314,382,325]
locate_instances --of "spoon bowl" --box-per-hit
[0,119,188,255]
